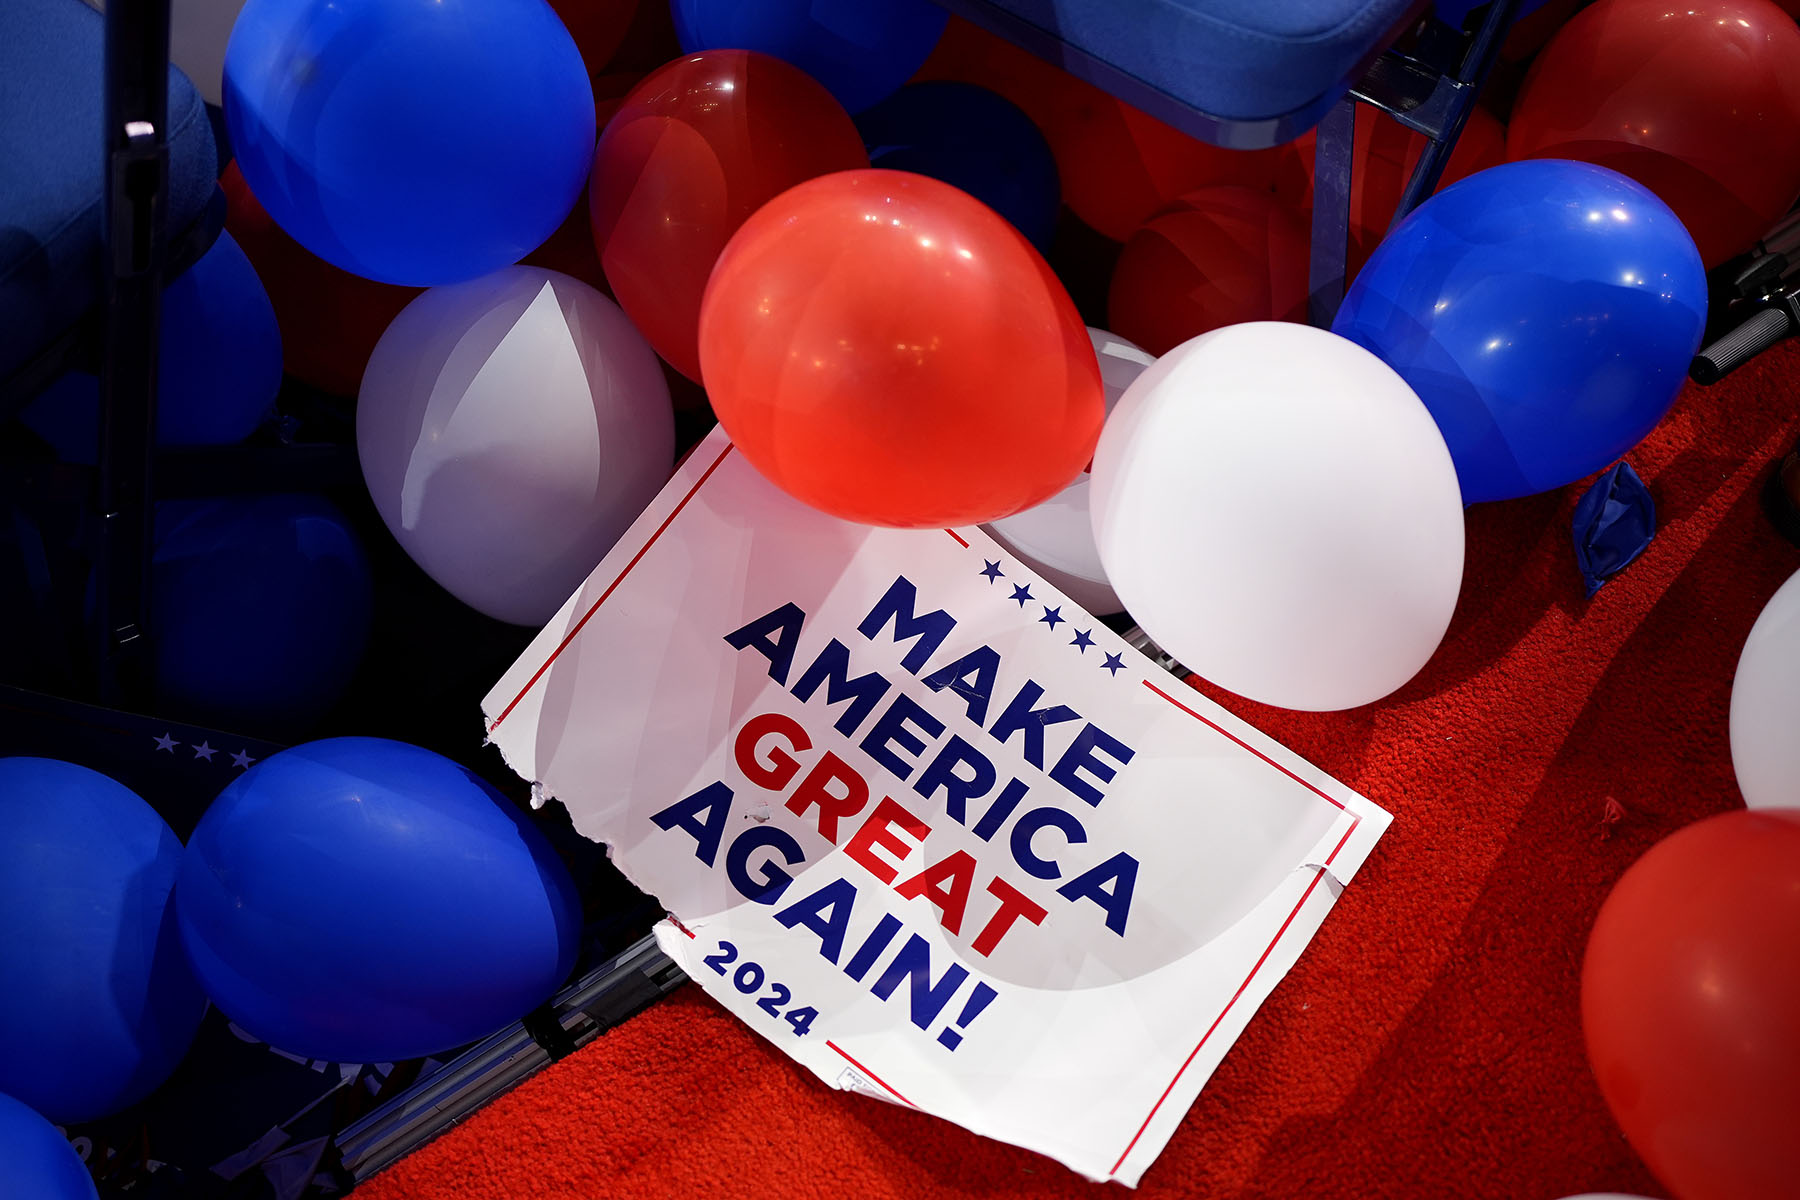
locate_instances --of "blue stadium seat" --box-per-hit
[934,0,1425,146]
[936,0,1520,325]
[0,0,218,384]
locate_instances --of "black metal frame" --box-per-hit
[930,0,1522,328]
[96,0,175,707]
[0,0,358,713]
[1315,0,1522,323]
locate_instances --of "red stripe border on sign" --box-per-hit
[492,459,1368,1175]
[1142,680,1347,812]
[827,1041,916,1108]
[487,442,736,734]
[1103,679,1367,1176]
[1104,856,1345,1176]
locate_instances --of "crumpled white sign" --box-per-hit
[483,427,1390,1185]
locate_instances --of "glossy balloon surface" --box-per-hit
[1508,0,1800,266]
[588,50,866,381]
[0,1093,99,1200]
[1583,809,1800,1200]
[0,760,205,1124]
[176,738,583,1064]
[1333,160,1706,503]
[983,328,1153,617]
[1108,187,1308,356]
[1730,568,1800,809]
[1091,323,1465,712]
[358,267,675,625]
[225,0,595,284]
[700,170,1102,528]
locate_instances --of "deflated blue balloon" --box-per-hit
[151,494,372,734]
[175,737,583,1064]
[1572,460,1655,596]
[0,1093,98,1200]
[20,232,281,462]
[1333,160,1706,504]
[856,82,1061,251]
[224,0,595,285]
[672,0,948,114]
[0,759,206,1124]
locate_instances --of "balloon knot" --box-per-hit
[1597,795,1627,841]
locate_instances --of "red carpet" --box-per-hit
[356,343,1800,1200]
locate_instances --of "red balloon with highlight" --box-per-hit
[699,170,1103,528]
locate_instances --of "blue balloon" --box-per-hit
[855,82,1061,251]
[0,1093,98,1200]
[0,760,207,1124]
[673,0,948,114]
[150,494,372,733]
[224,0,595,285]
[1332,160,1706,504]
[175,737,583,1063]
[20,231,282,463]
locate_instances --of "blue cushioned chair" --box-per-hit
[1,0,219,392]
[2,0,224,702]
[934,0,1525,322]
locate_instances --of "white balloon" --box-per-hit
[1730,567,1800,809]
[982,328,1154,617]
[1089,322,1465,712]
[358,267,674,626]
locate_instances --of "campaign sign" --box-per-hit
[483,427,1390,1186]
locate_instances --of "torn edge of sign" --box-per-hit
[641,854,1382,1189]
[478,626,1396,1188]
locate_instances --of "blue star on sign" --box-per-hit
[1009,583,1033,608]
[1100,652,1126,677]
[1039,605,1065,630]
[979,560,1004,583]
[1070,629,1094,653]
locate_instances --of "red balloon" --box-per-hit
[589,50,867,382]
[1582,808,1800,1200]
[220,163,420,398]
[1508,0,1800,267]
[1106,187,1308,356]
[912,16,1092,144]
[1274,104,1507,278]
[699,170,1103,528]
[913,16,1277,242]
[1047,95,1283,243]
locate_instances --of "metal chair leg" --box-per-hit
[1389,0,1521,227]
[96,0,174,706]
[1308,97,1357,328]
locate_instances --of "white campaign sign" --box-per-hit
[482,427,1391,1186]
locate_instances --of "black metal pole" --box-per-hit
[1308,97,1357,328]
[1387,0,1520,229]
[96,0,173,706]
